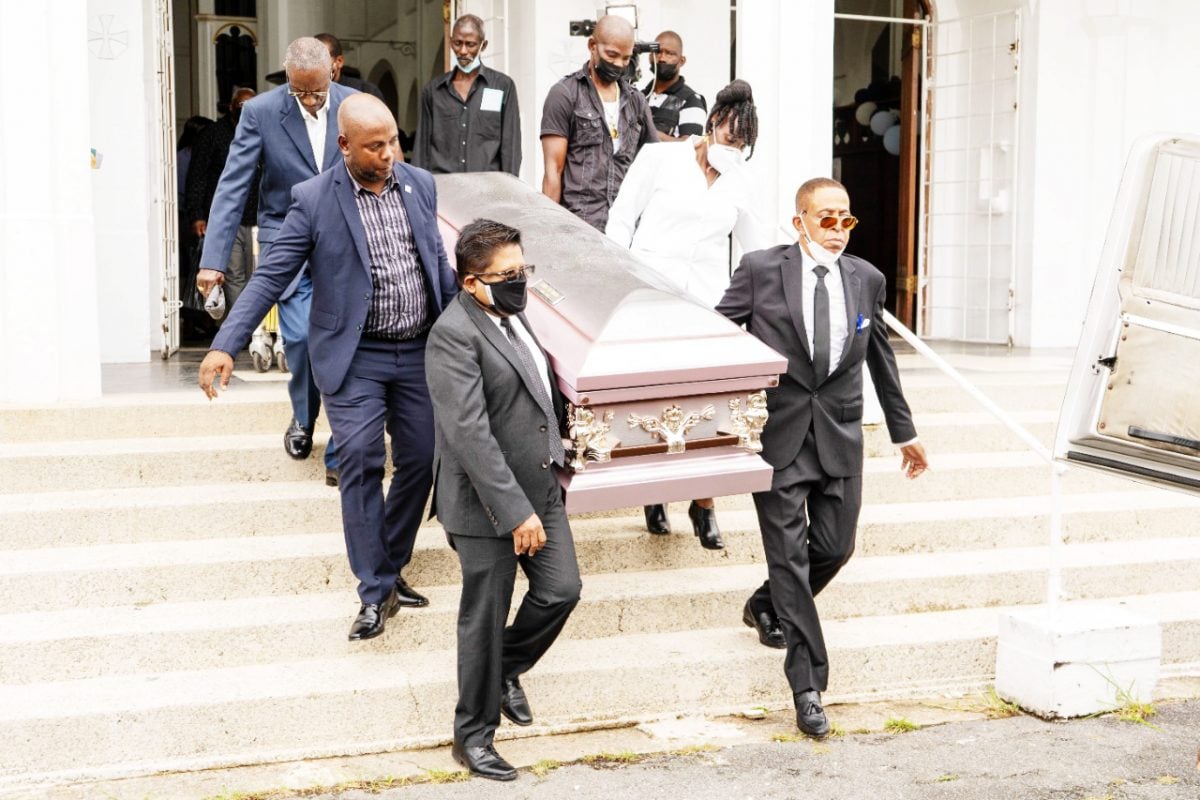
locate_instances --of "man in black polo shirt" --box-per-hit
[413,14,522,176]
[540,14,657,231]
[644,30,707,142]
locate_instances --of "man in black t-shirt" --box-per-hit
[643,31,707,141]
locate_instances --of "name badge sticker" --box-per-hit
[480,88,504,113]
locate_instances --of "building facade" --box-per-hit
[3,0,1200,404]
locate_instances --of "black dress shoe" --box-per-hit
[742,600,787,649]
[348,586,399,641]
[325,467,339,487]
[284,418,313,460]
[795,689,831,738]
[644,504,671,534]
[500,677,533,726]
[394,575,429,608]
[451,742,517,781]
[688,501,725,550]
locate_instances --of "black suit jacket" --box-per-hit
[717,244,916,477]
[425,292,566,537]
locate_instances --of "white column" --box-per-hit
[0,2,103,402]
[737,0,834,244]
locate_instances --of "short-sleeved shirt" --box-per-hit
[643,76,708,138]
[414,65,522,176]
[540,63,658,231]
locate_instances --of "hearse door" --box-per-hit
[1056,135,1200,494]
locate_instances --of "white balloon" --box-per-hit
[870,109,893,136]
[854,101,877,127]
[883,124,902,155]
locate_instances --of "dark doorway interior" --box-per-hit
[833,0,927,328]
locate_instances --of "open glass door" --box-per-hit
[1057,135,1200,493]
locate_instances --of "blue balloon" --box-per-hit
[883,124,902,155]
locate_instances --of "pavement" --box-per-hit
[24,678,1199,800]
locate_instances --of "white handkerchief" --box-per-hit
[480,87,504,113]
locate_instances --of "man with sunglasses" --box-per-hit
[717,177,928,738]
[426,219,581,781]
[198,94,458,643]
[196,37,356,486]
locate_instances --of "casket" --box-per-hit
[434,173,787,514]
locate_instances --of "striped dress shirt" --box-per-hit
[348,167,430,339]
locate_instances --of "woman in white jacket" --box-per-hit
[606,79,765,549]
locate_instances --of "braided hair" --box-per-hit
[705,79,758,159]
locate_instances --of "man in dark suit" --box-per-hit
[717,177,928,738]
[198,94,458,641]
[426,219,582,781]
[196,37,357,483]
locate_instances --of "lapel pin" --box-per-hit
[404,184,412,193]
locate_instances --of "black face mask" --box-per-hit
[477,273,528,316]
[593,56,626,84]
[654,62,678,81]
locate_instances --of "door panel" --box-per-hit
[1057,136,1200,493]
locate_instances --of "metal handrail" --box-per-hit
[882,310,1067,607]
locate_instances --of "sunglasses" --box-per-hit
[806,213,859,231]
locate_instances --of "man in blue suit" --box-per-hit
[196,37,356,483]
[198,94,458,641]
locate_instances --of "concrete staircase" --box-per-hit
[2,351,1199,790]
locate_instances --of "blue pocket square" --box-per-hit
[855,314,870,334]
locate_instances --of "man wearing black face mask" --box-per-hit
[644,31,707,142]
[541,14,657,231]
[426,219,581,782]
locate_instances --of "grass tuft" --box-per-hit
[422,768,470,784]
[883,717,920,734]
[529,759,562,778]
[935,774,959,783]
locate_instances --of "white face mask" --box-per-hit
[706,143,745,175]
[798,212,845,267]
[458,55,481,74]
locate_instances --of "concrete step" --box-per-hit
[0,591,1194,789]
[0,422,1074,500]
[3,533,1198,667]
[0,363,1065,445]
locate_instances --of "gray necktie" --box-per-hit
[812,265,830,381]
[500,317,565,465]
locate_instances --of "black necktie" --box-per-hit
[500,317,565,465]
[812,265,830,381]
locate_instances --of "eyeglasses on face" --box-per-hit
[471,264,536,284]
[807,213,859,231]
[287,87,330,101]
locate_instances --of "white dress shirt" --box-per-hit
[485,312,553,400]
[297,97,329,173]
[799,247,849,378]
[606,139,767,306]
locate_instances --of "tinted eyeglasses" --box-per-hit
[472,265,536,284]
[811,214,859,231]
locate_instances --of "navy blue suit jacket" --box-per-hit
[198,82,357,298]
[211,161,458,396]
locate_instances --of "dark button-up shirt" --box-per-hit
[414,65,522,176]
[348,167,430,340]
[185,113,259,227]
[540,62,657,231]
[643,75,708,138]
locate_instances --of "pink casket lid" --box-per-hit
[434,174,786,397]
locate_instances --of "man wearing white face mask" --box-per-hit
[414,14,522,176]
[716,177,929,739]
[607,79,767,549]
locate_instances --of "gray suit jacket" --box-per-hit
[717,244,916,477]
[426,292,566,537]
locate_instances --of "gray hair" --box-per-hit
[282,37,332,74]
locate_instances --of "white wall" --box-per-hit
[0,1,103,401]
[738,0,835,245]
[88,0,162,363]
